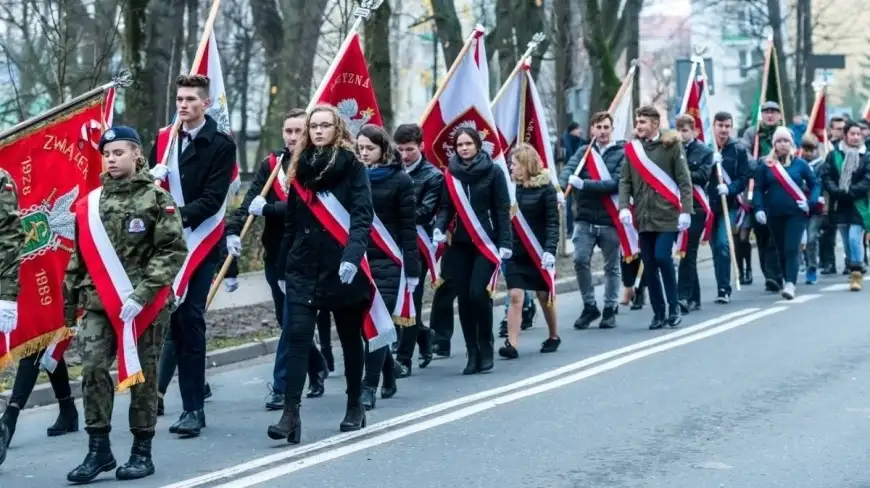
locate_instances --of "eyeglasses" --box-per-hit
[309,123,334,130]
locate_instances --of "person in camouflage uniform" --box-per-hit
[64,126,187,484]
[0,167,24,467]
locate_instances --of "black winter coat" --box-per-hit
[148,115,236,233]
[227,148,290,261]
[366,161,420,312]
[707,138,751,215]
[511,170,559,262]
[558,142,625,227]
[279,147,374,308]
[406,156,443,235]
[434,152,511,250]
[821,144,870,227]
[684,139,713,212]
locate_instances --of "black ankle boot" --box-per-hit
[1,406,19,447]
[115,436,155,480]
[462,347,480,375]
[67,432,117,483]
[267,401,301,444]
[478,339,494,373]
[47,397,79,437]
[360,386,377,410]
[0,422,9,466]
[339,400,366,432]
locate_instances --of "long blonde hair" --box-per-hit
[510,143,544,183]
[286,104,355,185]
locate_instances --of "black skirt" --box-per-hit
[504,255,549,292]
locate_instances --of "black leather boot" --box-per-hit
[267,401,301,444]
[1,405,19,447]
[462,347,480,375]
[174,410,205,438]
[360,386,377,411]
[47,396,79,437]
[478,339,494,373]
[67,432,117,483]
[339,399,366,432]
[115,436,155,480]
[0,421,9,466]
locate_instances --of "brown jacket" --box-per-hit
[618,131,694,232]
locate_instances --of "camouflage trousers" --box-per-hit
[78,308,167,437]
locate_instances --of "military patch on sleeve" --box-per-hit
[165,206,176,214]
[128,217,146,234]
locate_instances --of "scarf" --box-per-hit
[839,145,861,191]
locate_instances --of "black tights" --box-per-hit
[8,352,72,409]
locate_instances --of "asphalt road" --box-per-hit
[3,257,869,488]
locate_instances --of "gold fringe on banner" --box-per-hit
[116,371,145,392]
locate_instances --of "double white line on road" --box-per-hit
[162,306,787,488]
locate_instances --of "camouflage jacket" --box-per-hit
[0,169,23,302]
[63,160,187,323]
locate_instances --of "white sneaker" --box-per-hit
[781,282,795,300]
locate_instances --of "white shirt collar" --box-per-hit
[182,119,207,140]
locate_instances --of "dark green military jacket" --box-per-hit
[0,168,23,301]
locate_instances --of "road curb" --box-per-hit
[9,253,719,410]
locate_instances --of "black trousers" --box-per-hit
[283,301,366,404]
[430,258,458,352]
[170,252,218,412]
[444,243,496,353]
[363,341,395,388]
[768,215,807,285]
[396,260,431,363]
[8,352,72,408]
[677,213,706,303]
[753,222,783,284]
[621,259,647,290]
[819,221,836,269]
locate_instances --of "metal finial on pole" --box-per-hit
[355,0,384,19]
[112,69,133,88]
[527,32,545,51]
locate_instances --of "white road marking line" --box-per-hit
[214,306,788,488]
[820,283,851,292]
[161,307,761,488]
[774,293,821,304]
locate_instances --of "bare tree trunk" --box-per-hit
[237,33,252,171]
[429,0,464,66]
[186,0,199,64]
[580,0,640,116]
[552,0,573,134]
[766,0,794,119]
[364,0,393,129]
[625,2,640,110]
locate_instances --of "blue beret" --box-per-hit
[99,126,142,152]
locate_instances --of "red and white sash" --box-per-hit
[585,149,640,259]
[40,336,72,373]
[674,185,714,256]
[768,161,809,214]
[624,140,682,210]
[75,188,172,391]
[290,180,396,351]
[416,226,440,284]
[268,153,288,201]
[719,167,750,227]
[511,212,556,302]
[444,172,501,293]
[155,126,230,301]
[370,215,415,326]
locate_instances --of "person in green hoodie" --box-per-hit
[618,105,693,330]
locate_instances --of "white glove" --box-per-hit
[677,213,691,231]
[119,297,143,324]
[499,247,513,260]
[541,252,556,270]
[338,262,358,284]
[619,208,632,225]
[713,152,723,164]
[224,277,238,293]
[568,175,584,190]
[755,210,767,225]
[278,280,286,293]
[432,228,447,244]
[407,277,419,293]
[0,300,17,334]
[248,196,267,216]
[797,200,809,212]
[818,196,825,205]
[149,164,169,181]
[717,183,729,196]
[557,191,566,206]
[226,235,242,257]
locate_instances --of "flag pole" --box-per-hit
[563,59,639,198]
[205,0,385,311]
[490,32,546,107]
[0,70,131,143]
[417,25,485,126]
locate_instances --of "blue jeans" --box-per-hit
[638,231,678,318]
[501,261,532,316]
[839,224,865,270]
[710,209,738,294]
[565,194,575,235]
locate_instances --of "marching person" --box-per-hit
[708,111,751,303]
[432,127,511,375]
[356,124,419,408]
[393,123,441,375]
[822,120,870,291]
[267,105,373,443]
[148,74,236,438]
[753,126,820,300]
[675,114,712,312]
[226,108,329,411]
[499,144,560,359]
[801,134,826,284]
[0,166,23,467]
[819,116,847,274]
[559,111,625,329]
[65,127,186,482]
[618,106,693,330]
